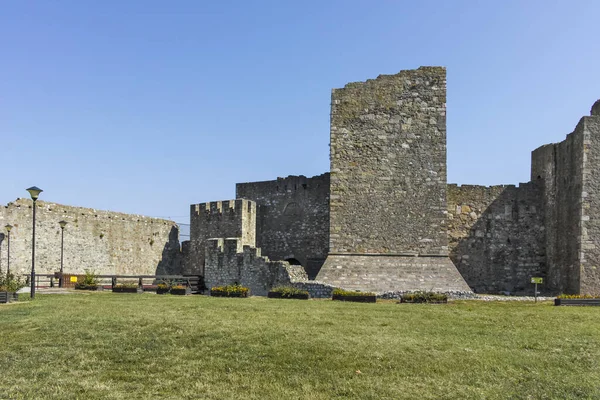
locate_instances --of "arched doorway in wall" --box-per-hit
[284,257,320,280]
[285,258,302,266]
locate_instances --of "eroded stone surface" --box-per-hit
[0,199,181,277]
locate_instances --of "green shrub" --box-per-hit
[270,286,309,297]
[114,283,139,289]
[80,270,99,286]
[0,273,26,292]
[332,288,376,297]
[557,294,600,299]
[74,283,98,290]
[400,292,448,303]
[211,284,249,297]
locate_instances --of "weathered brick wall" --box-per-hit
[188,200,256,275]
[0,199,181,277]
[328,66,448,255]
[204,238,307,296]
[447,184,546,294]
[236,174,329,279]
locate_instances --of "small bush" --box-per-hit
[557,294,600,299]
[114,283,139,289]
[157,283,170,290]
[0,273,26,292]
[400,292,448,303]
[332,288,376,297]
[211,284,249,297]
[270,286,309,297]
[171,285,185,290]
[78,270,99,286]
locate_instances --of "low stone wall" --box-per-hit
[292,282,335,299]
[204,237,309,296]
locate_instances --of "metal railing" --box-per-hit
[26,274,203,292]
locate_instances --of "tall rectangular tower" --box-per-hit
[316,67,470,293]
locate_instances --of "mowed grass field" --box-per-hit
[1,294,599,400]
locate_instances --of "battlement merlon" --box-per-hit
[236,173,330,198]
[192,199,255,216]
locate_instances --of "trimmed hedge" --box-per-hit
[400,292,448,304]
[113,283,139,293]
[210,284,249,298]
[557,294,600,299]
[332,288,376,303]
[268,286,310,300]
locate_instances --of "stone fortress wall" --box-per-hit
[326,67,449,255]
[187,199,256,275]
[0,198,181,278]
[236,174,330,279]
[446,183,546,294]
[315,67,471,293]
[530,102,600,295]
[445,101,600,295]
[197,68,600,296]
[4,67,600,296]
[204,237,308,296]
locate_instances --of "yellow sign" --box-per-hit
[70,276,78,283]
[531,277,543,284]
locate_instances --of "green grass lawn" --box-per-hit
[1,294,599,399]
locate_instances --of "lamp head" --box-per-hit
[59,220,68,229]
[5,224,12,233]
[26,186,43,201]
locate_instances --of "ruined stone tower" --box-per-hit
[530,100,600,295]
[316,67,471,292]
[187,200,256,275]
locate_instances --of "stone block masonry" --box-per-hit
[328,67,448,255]
[0,199,181,277]
[530,101,600,295]
[236,174,329,279]
[317,255,469,293]
[317,66,471,293]
[188,199,256,275]
[186,67,600,296]
[447,183,545,294]
[204,238,308,296]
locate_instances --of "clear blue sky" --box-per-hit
[2,0,600,226]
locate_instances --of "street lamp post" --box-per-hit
[5,225,12,278]
[0,233,3,277]
[58,220,67,288]
[26,186,43,299]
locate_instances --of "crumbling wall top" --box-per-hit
[591,99,600,116]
